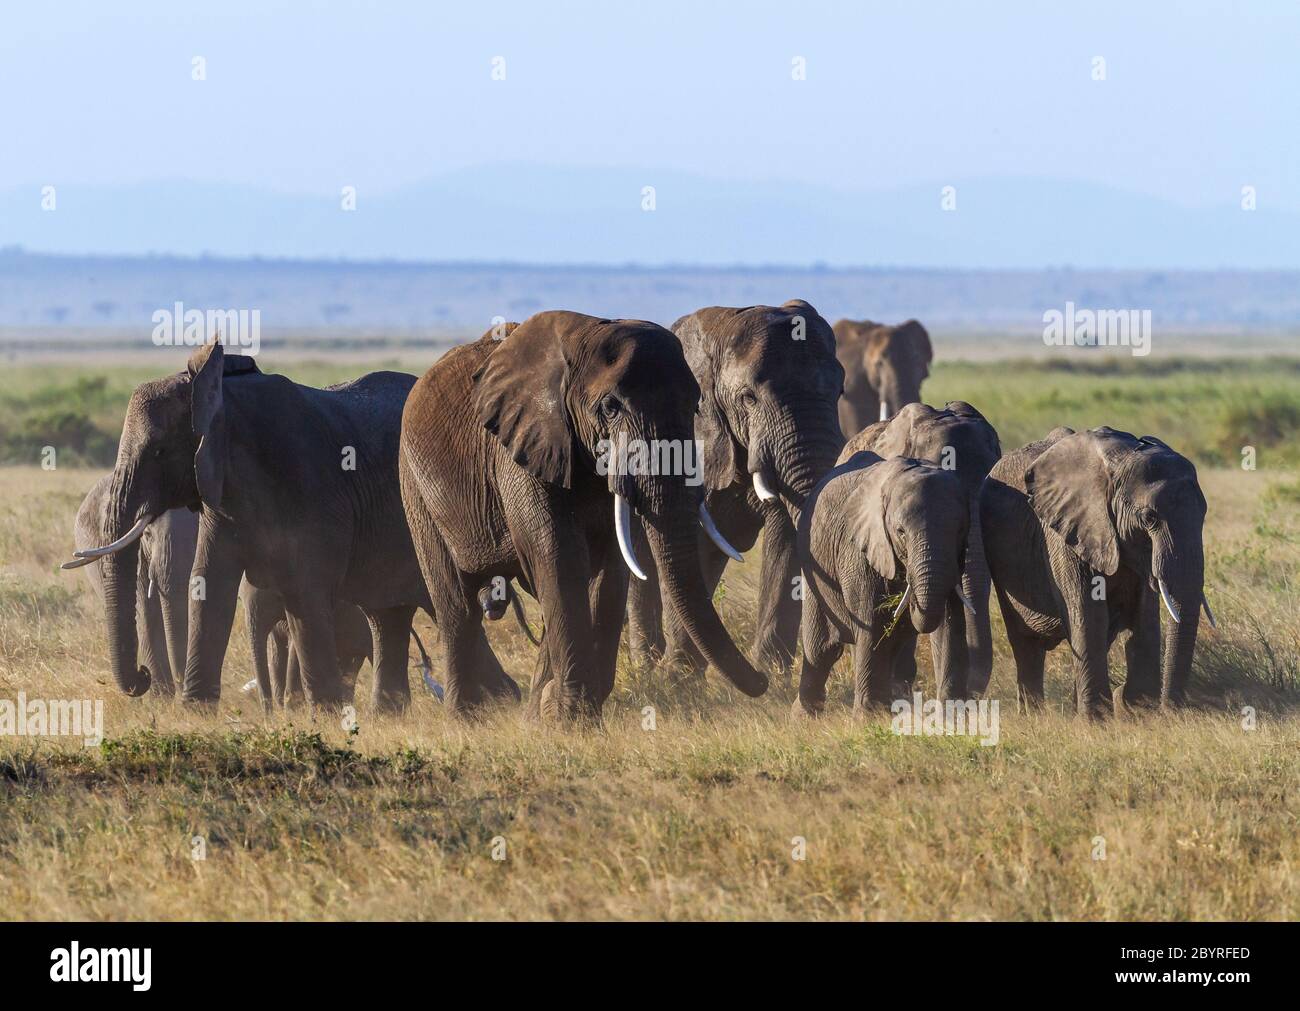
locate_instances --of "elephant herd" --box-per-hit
[62,301,1212,722]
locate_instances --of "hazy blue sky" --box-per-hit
[4,0,1297,210]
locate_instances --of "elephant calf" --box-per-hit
[63,475,198,696]
[980,426,1214,717]
[796,451,973,715]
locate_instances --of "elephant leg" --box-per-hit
[365,605,415,714]
[589,556,631,705]
[284,641,304,706]
[1067,606,1113,719]
[661,537,727,680]
[750,511,800,683]
[892,641,917,698]
[1008,633,1047,713]
[282,596,346,710]
[1121,589,1161,708]
[625,520,665,668]
[245,600,277,713]
[795,595,841,717]
[928,594,971,701]
[181,514,243,706]
[267,622,290,708]
[855,631,904,712]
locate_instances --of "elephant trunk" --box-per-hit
[764,401,845,522]
[639,483,767,697]
[1157,537,1204,707]
[907,538,953,635]
[101,492,152,696]
[158,580,189,696]
[962,496,994,695]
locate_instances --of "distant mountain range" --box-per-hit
[2,166,1297,269]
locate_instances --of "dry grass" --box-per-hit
[1,360,1299,920]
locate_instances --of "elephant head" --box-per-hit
[677,300,846,522]
[834,319,932,436]
[1025,427,1210,705]
[72,341,243,696]
[866,401,1001,693]
[849,455,970,634]
[473,310,766,697]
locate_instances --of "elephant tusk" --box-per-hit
[614,493,648,581]
[1157,578,1181,624]
[147,578,155,599]
[752,471,777,502]
[879,401,890,422]
[1201,595,1217,630]
[61,555,97,570]
[892,583,912,620]
[955,587,977,616]
[698,502,743,563]
[74,515,152,559]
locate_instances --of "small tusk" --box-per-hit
[879,401,890,422]
[61,556,97,570]
[699,502,743,563]
[955,587,977,615]
[752,471,777,502]
[147,578,155,599]
[1201,595,1217,630]
[614,493,647,581]
[893,583,912,619]
[73,515,151,559]
[1157,578,1181,624]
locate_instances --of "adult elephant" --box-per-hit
[399,312,766,720]
[833,318,932,437]
[63,475,198,696]
[980,426,1214,718]
[626,300,846,680]
[837,401,1001,699]
[71,343,431,712]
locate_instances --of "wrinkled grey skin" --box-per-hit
[796,452,969,714]
[240,577,373,707]
[833,319,932,437]
[837,402,1001,698]
[626,300,846,681]
[87,341,430,712]
[68,475,198,695]
[980,427,1210,718]
[399,313,766,721]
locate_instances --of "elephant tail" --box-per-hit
[510,590,543,646]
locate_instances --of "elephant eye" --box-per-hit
[739,388,758,406]
[599,396,621,420]
[152,447,164,460]
[1139,507,1159,529]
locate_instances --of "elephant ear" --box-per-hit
[871,402,932,458]
[1025,431,1120,575]
[848,457,901,581]
[188,339,226,510]
[675,310,738,493]
[898,319,933,366]
[472,314,574,487]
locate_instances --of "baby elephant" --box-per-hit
[796,451,973,715]
[981,426,1213,718]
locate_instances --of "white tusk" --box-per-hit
[879,401,890,422]
[699,502,743,563]
[614,493,647,581]
[892,583,912,619]
[752,472,777,502]
[73,515,151,559]
[1157,578,1181,624]
[61,555,97,570]
[955,587,977,615]
[147,578,155,599]
[1201,595,1217,630]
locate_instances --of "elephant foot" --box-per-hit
[792,695,824,719]
[660,646,706,682]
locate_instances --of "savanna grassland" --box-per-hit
[0,351,1298,920]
